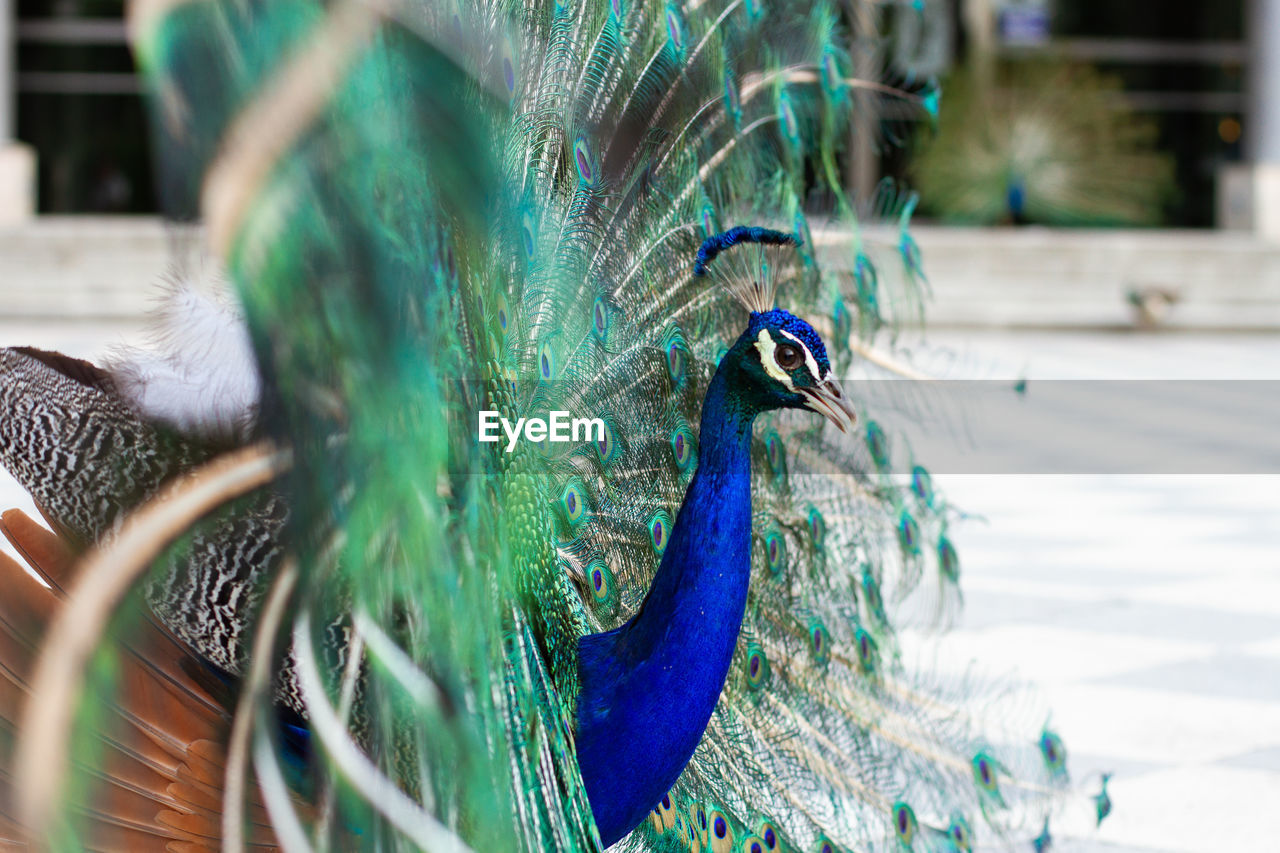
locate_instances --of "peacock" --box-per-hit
[910,58,1174,227]
[0,0,1097,850]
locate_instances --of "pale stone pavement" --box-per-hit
[1,320,1277,852]
[927,330,1280,853]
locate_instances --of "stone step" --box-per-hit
[4,217,1280,330]
[0,216,176,319]
[817,225,1280,330]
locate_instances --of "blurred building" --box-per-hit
[0,1,1277,233]
[1,0,150,222]
[891,1,1256,229]
[1022,1,1250,229]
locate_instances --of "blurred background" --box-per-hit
[0,1,1277,851]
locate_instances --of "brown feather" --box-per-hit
[9,347,115,394]
[1,507,78,590]
[0,508,290,849]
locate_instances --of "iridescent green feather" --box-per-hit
[116,0,1084,851]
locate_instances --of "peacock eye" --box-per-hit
[774,343,802,370]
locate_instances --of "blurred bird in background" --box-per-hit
[913,59,1175,227]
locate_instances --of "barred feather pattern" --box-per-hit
[0,347,292,694]
[0,348,179,544]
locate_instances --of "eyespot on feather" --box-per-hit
[559,480,589,525]
[495,292,510,336]
[832,297,852,345]
[776,89,800,147]
[538,341,556,381]
[688,802,708,840]
[707,807,733,853]
[499,33,518,98]
[1039,728,1068,776]
[808,619,830,665]
[648,510,672,555]
[892,802,917,847]
[854,626,878,675]
[938,535,960,582]
[592,296,610,340]
[763,429,786,481]
[702,200,719,237]
[948,815,973,852]
[861,569,887,626]
[910,464,934,505]
[662,326,689,385]
[897,511,920,556]
[595,420,621,467]
[573,135,598,186]
[671,424,696,472]
[756,821,781,851]
[664,3,686,54]
[973,752,999,792]
[586,559,617,613]
[806,506,825,548]
[723,70,742,130]
[764,527,786,576]
[520,211,537,259]
[654,793,676,831]
[866,420,890,470]
[745,641,770,690]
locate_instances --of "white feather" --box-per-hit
[108,270,261,440]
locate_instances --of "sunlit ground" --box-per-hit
[1,320,1276,851]
[929,331,1280,852]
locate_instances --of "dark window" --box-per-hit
[15,1,154,213]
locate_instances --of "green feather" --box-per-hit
[21,1,1097,850]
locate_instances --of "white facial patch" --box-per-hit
[754,329,797,390]
[777,328,826,383]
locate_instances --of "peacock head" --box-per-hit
[722,308,852,431]
[696,226,855,432]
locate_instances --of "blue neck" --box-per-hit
[575,358,759,846]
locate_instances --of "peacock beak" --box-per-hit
[801,378,856,433]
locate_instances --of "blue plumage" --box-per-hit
[748,308,832,372]
[576,295,849,845]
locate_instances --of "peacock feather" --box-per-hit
[0,0,1100,851]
